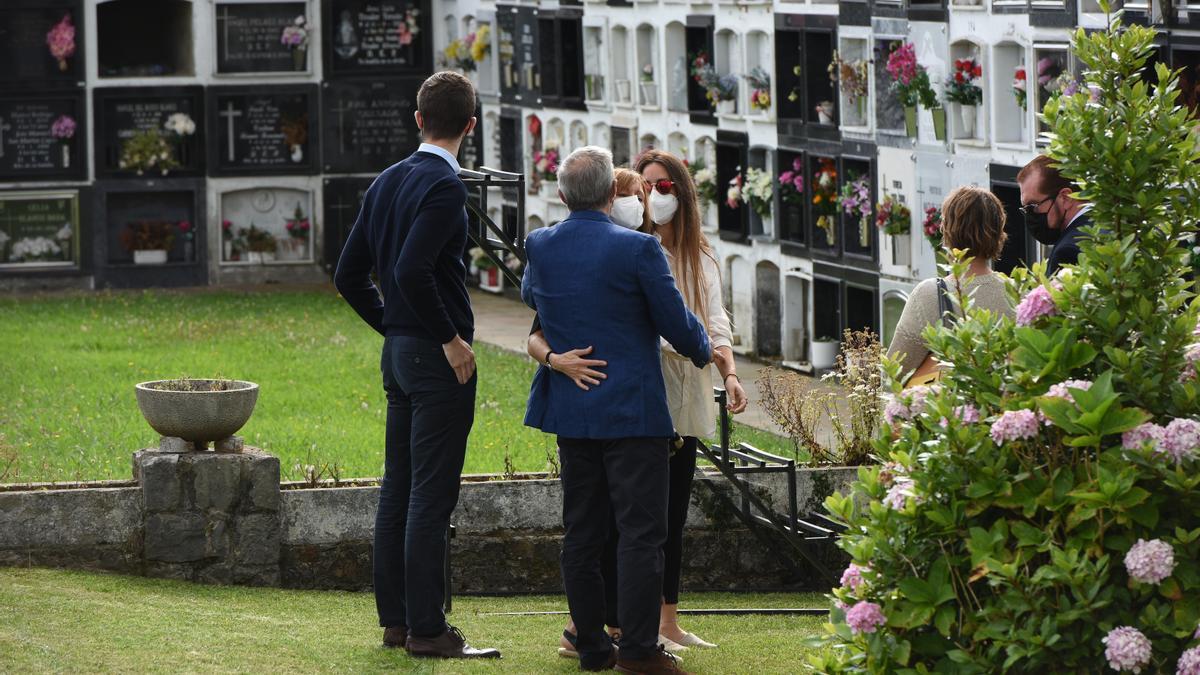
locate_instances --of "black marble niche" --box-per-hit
[322,0,432,77]
[716,130,749,243]
[321,78,420,174]
[811,272,842,342]
[498,108,522,174]
[840,141,877,267]
[215,1,310,74]
[844,276,879,336]
[0,0,85,90]
[1030,0,1077,28]
[93,178,208,289]
[322,176,373,274]
[874,39,907,133]
[0,91,88,182]
[495,5,541,106]
[686,15,715,125]
[208,85,319,176]
[0,188,89,274]
[97,0,195,78]
[93,86,206,178]
[775,14,839,144]
[611,126,635,168]
[538,10,585,110]
[777,148,807,251]
[457,102,486,171]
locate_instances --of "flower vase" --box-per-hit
[758,106,770,118]
[904,106,918,137]
[479,267,503,293]
[184,237,194,263]
[60,143,70,169]
[717,99,736,115]
[810,338,840,371]
[540,180,560,201]
[640,82,658,107]
[932,107,947,141]
[133,249,168,265]
[293,47,307,71]
[960,105,977,138]
[858,215,870,248]
[891,233,911,267]
[856,97,867,120]
[817,102,835,125]
[223,240,232,261]
[290,144,303,163]
[616,79,631,104]
[247,251,263,264]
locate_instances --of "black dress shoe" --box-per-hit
[382,625,408,648]
[406,625,502,659]
[581,644,618,671]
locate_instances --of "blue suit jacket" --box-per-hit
[521,210,712,439]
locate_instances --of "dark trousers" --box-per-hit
[558,436,669,665]
[663,437,698,605]
[374,336,476,637]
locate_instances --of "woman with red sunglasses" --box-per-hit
[634,149,747,653]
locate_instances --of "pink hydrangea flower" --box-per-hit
[1015,285,1058,326]
[1102,626,1152,673]
[840,563,867,591]
[845,601,887,635]
[939,404,981,428]
[883,477,918,510]
[1160,418,1200,462]
[989,409,1040,444]
[1045,379,1093,402]
[1179,646,1200,675]
[877,461,903,488]
[1122,423,1165,452]
[1124,538,1176,584]
[883,399,910,425]
[1195,622,1200,639]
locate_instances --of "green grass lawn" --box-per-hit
[0,288,790,484]
[0,567,827,673]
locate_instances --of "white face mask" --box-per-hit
[649,190,679,225]
[610,195,644,230]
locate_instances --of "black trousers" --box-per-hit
[663,437,698,605]
[374,336,477,637]
[558,436,669,665]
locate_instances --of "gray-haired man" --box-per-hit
[521,147,710,674]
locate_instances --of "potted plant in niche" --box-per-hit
[120,128,180,177]
[875,194,912,266]
[840,172,873,248]
[741,167,773,222]
[711,73,739,115]
[120,220,176,265]
[813,157,839,246]
[469,247,503,293]
[640,63,658,106]
[282,203,311,261]
[923,205,943,249]
[241,224,276,263]
[221,219,235,261]
[946,58,983,138]
[281,16,309,71]
[779,157,805,210]
[50,115,75,169]
[886,42,940,139]
[744,67,771,117]
[810,334,840,371]
[533,147,560,200]
[829,52,870,123]
[688,160,718,224]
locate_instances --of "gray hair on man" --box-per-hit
[556,146,615,212]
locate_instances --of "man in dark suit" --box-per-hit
[522,146,711,674]
[1017,154,1092,275]
[334,71,499,660]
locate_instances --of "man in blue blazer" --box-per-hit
[334,71,499,660]
[522,146,711,674]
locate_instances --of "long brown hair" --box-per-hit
[635,149,717,329]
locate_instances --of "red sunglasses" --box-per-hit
[644,179,676,195]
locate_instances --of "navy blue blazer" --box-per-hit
[1046,212,1091,276]
[521,210,712,439]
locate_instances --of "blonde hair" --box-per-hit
[613,168,651,231]
[634,149,717,330]
[940,186,1008,261]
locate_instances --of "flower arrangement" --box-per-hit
[741,167,773,219]
[691,53,737,105]
[641,63,654,83]
[281,114,307,151]
[1036,55,1063,90]
[280,16,309,49]
[922,206,943,247]
[286,203,311,240]
[779,157,806,207]
[468,246,498,271]
[874,195,911,236]
[222,219,234,241]
[120,221,176,252]
[689,51,711,87]
[886,41,937,108]
[744,67,772,112]
[533,148,560,182]
[814,20,1200,674]
[469,25,491,64]
[119,129,179,176]
[11,236,62,262]
[840,173,873,247]
[398,8,420,47]
[241,224,277,254]
[46,14,75,72]
[689,160,718,206]
[163,113,196,137]
[442,38,475,72]
[1050,71,1080,97]
[945,58,983,106]
[829,52,870,109]
[50,115,75,142]
[813,157,839,245]
[1013,66,1029,110]
[726,170,743,210]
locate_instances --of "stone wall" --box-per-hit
[0,448,857,594]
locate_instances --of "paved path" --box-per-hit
[469,289,786,435]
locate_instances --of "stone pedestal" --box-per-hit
[133,448,281,585]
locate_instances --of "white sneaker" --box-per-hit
[657,634,689,654]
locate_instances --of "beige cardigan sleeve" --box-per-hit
[886,278,939,377]
[703,253,733,350]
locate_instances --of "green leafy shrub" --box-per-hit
[811,16,1200,674]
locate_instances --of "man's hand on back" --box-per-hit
[443,336,476,384]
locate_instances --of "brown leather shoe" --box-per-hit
[406,625,502,659]
[382,626,408,648]
[615,646,690,674]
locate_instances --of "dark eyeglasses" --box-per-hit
[644,179,676,195]
[1020,195,1054,217]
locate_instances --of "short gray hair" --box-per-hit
[556,146,615,212]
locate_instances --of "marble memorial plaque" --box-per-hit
[324,0,431,76]
[321,78,420,174]
[0,92,87,181]
[208,85,319,176]
[215,2,309,74]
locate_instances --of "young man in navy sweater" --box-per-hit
[334,71,499,660]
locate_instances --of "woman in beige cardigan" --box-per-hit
[530,156,747,655]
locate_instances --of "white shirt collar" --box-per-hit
[1066,204,1092,228]
[417,143,461,174]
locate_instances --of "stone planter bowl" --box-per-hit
[135,379,259,445]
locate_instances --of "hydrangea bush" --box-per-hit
[811,17,1200,673]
